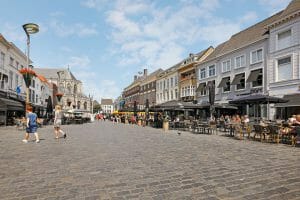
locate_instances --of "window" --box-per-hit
[36,95,38,104]
[21,65,24,69]
[32,90,35,103]
[171,90,174,99]
[175,89,178,99]
[223,78,230,92]
[175,76,178,86]
[15,74,19,88]
[16,61,19,70]
[222,60,231,72]
[200,84,207,96]
[208,65,216,77]
[251,49,263,64]
[200,68,206,79]
[277,57,292,81]
[170,77,173,87]
[235,55,245,68]
[277,29,291,50]
[0,52,4,69]
[166,79,169,88]
[236,73,245,90]
[252,73,263,87]
[9,57,14,66]
[9,71,13,89]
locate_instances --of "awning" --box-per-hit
[196,82,206,92]
[247,69,262,82]
[229,94,288,104]
[0,97,24,111]
[275,93,300,107]
[231,73,245,85]
[217,77,230,88]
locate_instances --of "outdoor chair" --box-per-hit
[268,125,281,144]
[253,124,264,142]
[15,118,26,130]
[209,121,217,135]
[234,124,251,140]
[294,126,300,146]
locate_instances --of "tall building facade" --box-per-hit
[35,68,92,112]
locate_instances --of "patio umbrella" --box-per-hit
[208,81,215,118]
[46,96,53,113]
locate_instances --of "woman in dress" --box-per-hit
[54,105,66,139]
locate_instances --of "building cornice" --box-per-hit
[266,11,300,30]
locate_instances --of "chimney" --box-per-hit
[143,69,148,76]
[134,75,138,81]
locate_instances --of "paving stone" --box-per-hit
[0,122,299,199]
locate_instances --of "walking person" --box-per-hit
[54,105,67,139]
[22,105,40,143]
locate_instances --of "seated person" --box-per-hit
[289,115,296,124]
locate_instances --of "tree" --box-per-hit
[93,102,102,113]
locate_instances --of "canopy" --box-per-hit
[229,94,288,104]
[247,69,262,82]
[152,100,198,110]
[0,97,24,111]
[275,93,300,107]
[231,73,244,85]
[217,77,230,88]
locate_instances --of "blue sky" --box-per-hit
[0,0,291,101]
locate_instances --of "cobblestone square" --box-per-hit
[0,122,299,200]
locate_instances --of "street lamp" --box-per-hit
[22,23,39,110]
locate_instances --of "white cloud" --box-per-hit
[1,23,26,43]
[49,11,65,17]
[102,0,250,70]
[259,0,290,15]
[50,20,98,37]
[80,0,110,10]
[65,55,91,68]
[60,46,72,52]
[80,79,120,101]
[239,11,258,24]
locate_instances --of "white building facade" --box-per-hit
[156,64,179,104]
[267,0,300,118]
[196,12,282,119]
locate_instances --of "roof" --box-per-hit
[101,98,113,105]
[141,68,163,84]
[267,0,300,29]
[179,46,214,70]
[279,0,300,19]
[34,68,78,80]
[202,11,283,63]
[36,74,48,83]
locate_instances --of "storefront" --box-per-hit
[0,97,24,126]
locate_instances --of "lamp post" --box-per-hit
[22,23,39,110]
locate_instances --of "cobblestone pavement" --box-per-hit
[0,121,299,200]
